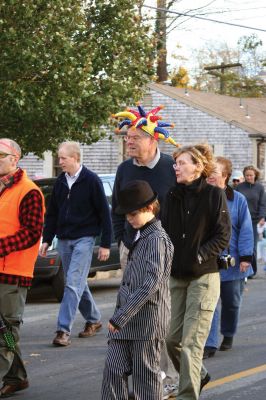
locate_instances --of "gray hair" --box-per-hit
[0,138,21,159]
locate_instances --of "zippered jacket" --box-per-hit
[162,176,231,278]
[43,166,112,248]
[236,181,266,223]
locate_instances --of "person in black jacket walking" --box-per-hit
[236,165,266,276]
[39,141,112,346]
[162,144,231,400]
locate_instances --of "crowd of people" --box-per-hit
[0,104,265,400]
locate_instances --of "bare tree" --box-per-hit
[150,0,228,81]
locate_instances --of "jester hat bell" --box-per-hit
[112,102,180,147]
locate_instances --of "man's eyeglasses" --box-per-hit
[0,152,15,159]
[232,179,240,183]
[123,134,148,142]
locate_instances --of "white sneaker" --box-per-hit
[163,383,179,399]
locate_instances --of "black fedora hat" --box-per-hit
[115,180,157,215]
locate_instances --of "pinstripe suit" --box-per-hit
[102,219,174,400]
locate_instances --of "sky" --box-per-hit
[143,0,266,71]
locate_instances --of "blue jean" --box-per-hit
[206,279,245,349]
[57,237,101,333]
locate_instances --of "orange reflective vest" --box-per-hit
[0,171,44,278]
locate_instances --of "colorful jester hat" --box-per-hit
[112,102,180,147]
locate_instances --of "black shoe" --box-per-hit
[203,346,216,359]
[200,373,211,393]
[219,336,233,351]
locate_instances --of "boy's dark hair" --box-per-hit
[138,199,160,217]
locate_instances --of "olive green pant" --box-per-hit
[166,273,220,400]
[0,283,28,384]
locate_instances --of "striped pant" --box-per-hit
[101,339,163,400]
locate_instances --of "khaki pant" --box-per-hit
[166,273,220,400]
[0,283,28,384]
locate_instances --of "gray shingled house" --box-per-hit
[19,82,266,182]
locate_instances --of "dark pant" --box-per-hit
[206,279,245,348]
[102,339,163,400]
[0,283,28,384]
[252,221,258,275]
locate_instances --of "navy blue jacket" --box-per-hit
[236,181,266,223]
[112,153,176,248]
[43,166,112,248]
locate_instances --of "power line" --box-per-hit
[143,4,266,33]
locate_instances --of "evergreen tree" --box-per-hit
[0,0,154,155]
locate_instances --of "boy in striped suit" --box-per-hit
[101,180,174,400]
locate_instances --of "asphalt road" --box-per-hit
[15,266,266,400]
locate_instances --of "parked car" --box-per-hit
[33,174,120,301]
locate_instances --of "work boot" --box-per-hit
[0,379,29,397]
[52,331,71,346]
[78,321,102,338]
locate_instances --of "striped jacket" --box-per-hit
[109,219,174,340]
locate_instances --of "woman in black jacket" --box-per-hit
[162,144,231,400]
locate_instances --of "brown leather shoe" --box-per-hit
[78,321,102,338]
[52,331,71,346]
[0,379,29,397]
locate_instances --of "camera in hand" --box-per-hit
[217,255,235,270]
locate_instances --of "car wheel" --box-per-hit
[52,265,65,302]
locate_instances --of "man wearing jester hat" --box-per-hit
[112,102,179,265]
[112,103,179,393]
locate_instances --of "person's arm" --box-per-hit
[111,172,126,245]
[0,190,43,257]
[238,195,253,263]
[258,185,266,221]
[199,189,231,261]
[91,176,112,249]
[110,236,170,330]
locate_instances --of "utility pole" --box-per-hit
[204,62,242,94]
[156,0,168,82]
